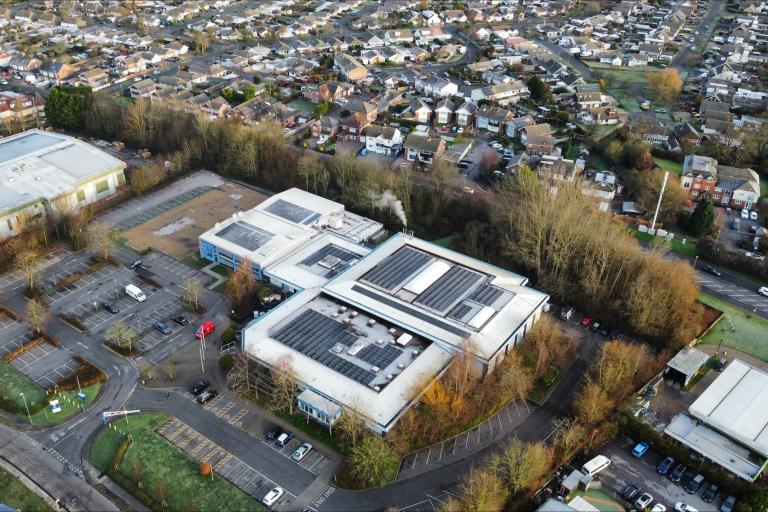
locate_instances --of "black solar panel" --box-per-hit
[448,302,473,321]
[303,212,321,225]
[271,309,373,385]
[300,244,358,267]
[357,344,401,368]
[215,221,273,251]
[264,199,314,224]
[416,266,483,312]
[469,284,504,306]
[361,247,433,291]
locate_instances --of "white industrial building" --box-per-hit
[0,130,126,239]
[203,192,549,433]
[665,359,768,481]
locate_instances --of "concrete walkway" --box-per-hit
[201,262,227,290]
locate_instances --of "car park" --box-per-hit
[581,316,593,327]
[276,431,294,447]
[102,300,119,314]
[189,379,209,395]
[622,484,640,501]
[720,495,736,512]
[262,487,284,508]
[701,483,718,503]
[153,321,172,335]
[701,265,722,277]
[196,388,218,404]
[670,463,686,483]
[291,442,313,462]
[266,426,283,441]
[632,441,650,458]
[634,492,653,510]
[684,473,704,494]
[195,320,215,338]
[598,325,610,337]
[172,315,189,326]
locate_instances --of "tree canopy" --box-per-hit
[44,86,92,129]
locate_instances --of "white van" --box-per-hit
[125,284,146,302]
[582,455,611,476]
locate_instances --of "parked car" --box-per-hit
[622,484,640,501]
[674,503,699,512]
[266,426,283,441]
[632,441,650,458]
[196,388,218,404]
[684,473,705,494]
[745,252,765,261]
[276,431,294,447]
[291,442,313,462]
[129,259,143,270]
[598,325,610,337]
[189,379,210,395]
[581,316,593,327]
[720,495,736,512]
[701,265,722,277]
[560,306,575,321]
[589,321,601,332]
[759,286,768,297]
[609,328,624,340]
[670,463,687,483]
[702,483,719,503]
[634,492,653,510]
[713,357,727,371]
[153,321,172,335]
[102,300,119,314]
[262,487,284,508]
[651,505,666,512]
[750,211,758,220]
[172,315,189,326]
[195,320,215,338]
[741,208,749,219]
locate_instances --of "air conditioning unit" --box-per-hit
[371,366,380,373]
[412,349,420,357]
[388,327,397,335]
[344,318,352,325]
[332,312,339,318]
[367,319,376,327]
[386,374,394,380]
[350,311,359,318]
[340,306,348,312]
[398,363,405,369]
[376,338,384,345]
[373,385,381,392]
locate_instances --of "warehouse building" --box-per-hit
[0,130,126,239]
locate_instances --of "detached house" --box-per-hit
[404,134,445,165]
[334,53,368,81]
[680,155,760,208]
[454,101,478,127]
[363,125,404,156]
[408,99,432,124]
[434,99,455,125]
[475,106,514,134]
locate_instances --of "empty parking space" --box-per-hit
[0,248,74,294]
[46,264,125,305]
[9,342,80,387]
[64,282,163,330]
[196,394,256,429]
[156,417,297,507]
[143,251,211,286]
[0,324,36,359]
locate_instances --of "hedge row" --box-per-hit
[2,336,46,362]
[54,260,110,291]
[53,356,107,391]
[59,313,87,332]
[112,436,133,471]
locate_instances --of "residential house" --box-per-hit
[454,101,478,127]
[519,123,552,144]
[674,123,702,147]
[680,155,760,208]
[129,78,157,98]
[385,29,413,45]
[506,116,535,138]
[118,55,147,75]
[475,106,514,134]
[9,56,42,72]
[536,155,583,182]
[404,134,445,164]
[434,99,455,125]
[470,80,529,104]
[414,75,458,98]
[334,53,368,81]
[363,125,404,155]
[525,135,557,156]
[38,61,75,83]
[408,99,432,123]
[0,91,42,126]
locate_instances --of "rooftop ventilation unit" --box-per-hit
[373,385,381,391]
[340,306,348,312]
[350,311,359,318]
[386,374,394,381]
[347,341,365,356]
[411,349,420,357]
[331,343,344,354]
[397,363,405,370]
[367,319,376,327]
[332,312,339,318]
[371,366,380,373]
[376,338,384,345]
[388,327,397,335]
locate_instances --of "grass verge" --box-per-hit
[28,383,101,427]
[629,228,697,257]
[698,293,768,362]
[90,413,262,511]
[654,157,683,176]
[0,465,53,511]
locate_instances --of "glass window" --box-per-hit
[95,179,109,194]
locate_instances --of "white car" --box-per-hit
[746,252,766,261]
[741,208,749,219]
[291,442,313,462]
[635,493,653,510]
[462,186,474,194]
[651,505,667,512]
[262,487,284,507]
[759,287,768,297]
[750,211,758,220]
[674,503,698,512]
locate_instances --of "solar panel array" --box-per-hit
[215,221,273,251]
[448,302,473,321]
[357,344,401,369]
[271,309,374,386]
[361,247,433,291]
[469,284,505,306]
[415,266,483,313]
[264,199,314,224]
[300,244,358,267]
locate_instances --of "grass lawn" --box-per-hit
[571,489,624,512]
[0,466,53,512]
[698,293,768,362]
[90,413,261,512]
[430,234,458,248]
[28,383,101,427]
[0,360,47,411]
[619,98,641,112]
[591,154,610,172]
[287,98,316,114]
[654,157,684,176]
[629,228,697,257]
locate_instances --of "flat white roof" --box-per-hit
[665,413,766,481]
[689,359,768,457]
[666,347,710,378]
[0,130,125,213]
[323,234,549,360]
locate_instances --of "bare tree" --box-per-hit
[105,320,138,353]
[334,396,368,443]
[138,362,154,382]
[15,250,40,290]
[164,359,177,381]
[181,278,204,313]
[457,466,508,512]
[87,222,117,262]
[573,378,612,426]
[231,350,255,397]
[225,258,256,307]
[270,355,299,415]
[488,438,552,492]
[26,299,49,334]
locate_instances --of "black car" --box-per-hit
[609,328,624,340]
[266,426,283,441]
[102,300,119,314]
[701,264,722,277]
[598,325,610,337]
[720,495,736,512]
[713,357,727,372]
[702,483,719,503]
[670,463,687,483]
[172,315,189,326]
[189,379,210,395]
[196,388,218,404]
[129,259,143,270]
[622,484,640,501]
[684,473,705,494]
[657,456,675,475]
[153,321,172,335]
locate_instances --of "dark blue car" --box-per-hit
[658,456,675,475]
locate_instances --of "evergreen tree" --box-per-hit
[688,197,714,237]
[527,76,551,103]
[44,86,92,129]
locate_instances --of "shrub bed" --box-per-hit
[103,341,141,358]
[2,336,46,362]
[59,313,87,332]
[54,356,107,391]
[54,260,109,291]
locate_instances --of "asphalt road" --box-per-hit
[695,266,768,319]
[672,0,724,72]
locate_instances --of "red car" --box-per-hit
[195,321,215,339]
[580,316,593,327]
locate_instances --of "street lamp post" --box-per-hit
[20,392,32,424]
[693,255,698,269]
